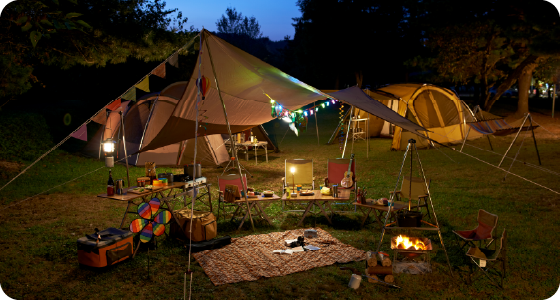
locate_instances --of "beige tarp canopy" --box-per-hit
[139,30,426,154]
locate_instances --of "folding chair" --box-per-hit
[216,173,248,221]
[326,158,357,212]
[390,176,431,219]
[466,228,507,288]
[282,159,315,212]
[453,209,498,251]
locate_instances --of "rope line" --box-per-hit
[504,125,531,180]
[0,34,200,194]
[530,119,560,137]
[452,149,560,195]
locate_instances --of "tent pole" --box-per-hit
[205,33,255,231]
[342,106,354,158]
[137,96,160,166]
[119,111,131,188]
[498,113,530,167]
[553,84,556,119]
[367,113,369,158]
[460,105,479,152]
[528,114,542,165]
[314,101,319,146]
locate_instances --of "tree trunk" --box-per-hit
[484,55,540,112]
[354,70,363,88]
[515,63,538,117]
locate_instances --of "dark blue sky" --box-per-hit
[164,0,302,41]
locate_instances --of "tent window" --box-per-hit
[413,91,441,127]
[431,90,460,126]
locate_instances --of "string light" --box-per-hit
[304,111,308,116]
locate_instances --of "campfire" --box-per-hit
[391,235,432,251]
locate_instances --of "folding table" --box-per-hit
[282,190,350,227]
[231,194,280,229]
[353,201,408,228]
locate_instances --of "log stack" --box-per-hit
[365,251,395,283]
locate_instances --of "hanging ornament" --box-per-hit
[196,76,211,100]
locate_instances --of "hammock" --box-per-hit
[466,110,539,136]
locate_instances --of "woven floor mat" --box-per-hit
[193,228,366,285]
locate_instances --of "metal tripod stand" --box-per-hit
[222,138,253,177]
[376,139,454,278]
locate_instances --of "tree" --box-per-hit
[411,0,560,115]
[216,7,263,39]
[0,0,191,102]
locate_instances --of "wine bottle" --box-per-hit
[107,170,115,196]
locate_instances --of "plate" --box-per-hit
[300,192,315,196]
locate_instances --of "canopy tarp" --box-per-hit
[140,30,426,153]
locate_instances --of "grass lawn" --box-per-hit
[0,102,559,299]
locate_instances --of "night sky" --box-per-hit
[164,0,301,41]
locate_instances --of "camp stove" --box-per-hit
[390,235,433,274]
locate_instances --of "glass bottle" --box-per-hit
[107,170,115,196]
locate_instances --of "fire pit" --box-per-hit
[390,235,433,274]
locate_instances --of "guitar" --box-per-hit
[340,154,354,188]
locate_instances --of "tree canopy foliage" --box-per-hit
[216,7,263,39]
[0,0,192,100]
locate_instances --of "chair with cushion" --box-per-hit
[281,159,315,212]
[217,173,248,221]
[390,176,431,219]
[326,158,357,212]
[453,209,498,251]
[466,228,507,288]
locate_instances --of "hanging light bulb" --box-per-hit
[304,111,308,116]
[310,109,314,115]
[321,103,325,108]
[326,101,330,106]
[332,100,335,104]
[316,107,319,111]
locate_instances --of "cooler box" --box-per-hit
[77,228,133,267]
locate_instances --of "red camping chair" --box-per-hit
[453,209,498,251]
[326,158,357,212]
[217,173,248,221]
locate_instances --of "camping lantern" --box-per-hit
[103,138,116,167]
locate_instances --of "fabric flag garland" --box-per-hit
[91,110,107,125]
[122,88,136,101]
[70,124,87,141]
[168,53,179,68]
[136,77,150,93]
[106,99,122,111]
[152,64,166,78]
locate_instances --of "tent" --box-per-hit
[377,83,482,150]
[137,30,427,155]
[118,82,230,167]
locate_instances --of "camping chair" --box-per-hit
[390,176,432,219]
[217,173,248,221]
[282,159,315,212]
[326,158,357,212]
[453,209,498,251]
[466,228,507,289]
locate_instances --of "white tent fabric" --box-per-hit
[139,30,426,153]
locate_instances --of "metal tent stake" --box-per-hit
[375,139,454,279]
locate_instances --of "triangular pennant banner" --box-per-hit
[71,124,87,141]
[91,110,107,125]
[152,64,166,78]
[135,77,150,93]
[168,53,179,68]
[106,99,122,111]
[122,88,136,101]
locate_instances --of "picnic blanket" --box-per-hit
[192,228,366,285]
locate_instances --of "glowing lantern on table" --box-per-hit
[290,167,296,193]
[103,138,116,167]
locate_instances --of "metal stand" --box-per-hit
[498,113,541,167]
[119,111,131,187]
[460,105,493,152]
[222,145,253,177]
[376,139,454,279]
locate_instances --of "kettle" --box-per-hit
[115,179,125,195]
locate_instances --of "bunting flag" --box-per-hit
[122,88,136,101]
[152,64,166,78]
[71,124,87,141]
[168,53,179,68]
[91,110,107,125]
[136,77,150,92]
[106,99,122,111]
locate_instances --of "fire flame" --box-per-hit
[395,235,427,250]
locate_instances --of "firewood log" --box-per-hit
[367,265,393,275]
[384,275,395,283]
[367,274,379,283]
[377,253,392,267]
[366,251,377,267]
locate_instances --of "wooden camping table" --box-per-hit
[353,200,408,228]
[281,189,351,227]
[231,194,280,229]
[97,181,211,230]
[238,141,268,165]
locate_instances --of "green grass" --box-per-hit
[0,103,559,299]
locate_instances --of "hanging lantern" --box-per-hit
[196,76,211,100]
[321,103,325,108]
[310,109,314,115]
[103,138,116,167]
